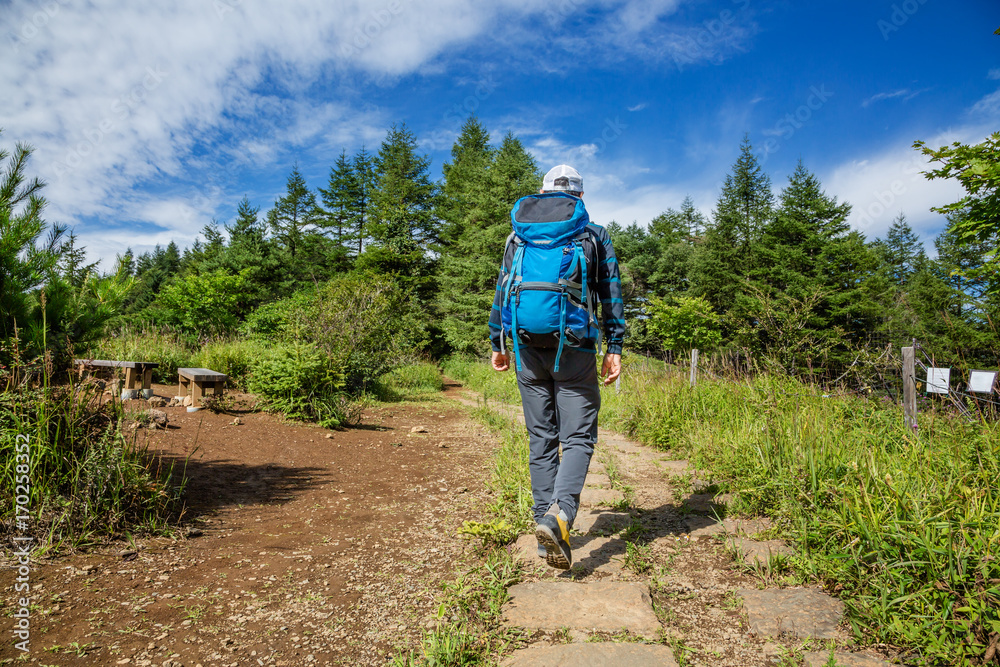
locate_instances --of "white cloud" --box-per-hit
[628,103,647,112]
[825,86,1000,245]
[3,0,729,265]
[988,68,1000,80]
[861,88,929,108]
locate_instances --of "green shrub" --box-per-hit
[247,342,347,428]
[304,275,407,392]
[193,338,261,390]
[156,270,246,335]
[240,289,314,341]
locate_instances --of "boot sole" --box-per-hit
[535,523,572,570]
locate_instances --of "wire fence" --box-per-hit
[626,340,1000,421]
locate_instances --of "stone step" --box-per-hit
[511,534,626,575]
[683,515,771,539]
[584,473,612,488]
[573,509,631,536]
[726,537,793,566]
[739,588,844,639]
[502,581,660,637]
[502,642,677,666]
[580,487,624,508]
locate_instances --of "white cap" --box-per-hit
[542,165,583,193]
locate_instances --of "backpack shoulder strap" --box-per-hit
[502,231,520,271]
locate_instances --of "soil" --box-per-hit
[0,381,497,666]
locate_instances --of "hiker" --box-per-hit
[488,164,625,569]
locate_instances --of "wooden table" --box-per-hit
[74,359,160,399]
[177,367,228,408]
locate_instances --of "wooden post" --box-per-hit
[902,346,917,430]
[690,348,699,388]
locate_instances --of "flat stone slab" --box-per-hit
[658,459,690,474]
[502,643,677,666]
[682,493,723,514]
[739,588,844,639]
[728,538,794,565]
[570,536,624,574]
[573,509,631,536]
[503,582,660,636]
[584,473,612,488]
[511,535,624,574]
[580,487,624,508]
[684,516,772,539]
[512,534,544,565]
[802,651,893,666]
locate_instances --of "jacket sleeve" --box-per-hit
[488,266,505,353]
[590,224,626,355]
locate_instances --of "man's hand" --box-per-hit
[601,353,621,385]
[491,351,510,372]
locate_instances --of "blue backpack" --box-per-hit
[500,192,602,371]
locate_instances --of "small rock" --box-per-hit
[231,417,242,426]
[438,443,448,448]
[325,434,333,439]
[120,550,138,561]
[147,396,168,408]
[410,425,429,433]
[186,528,204,538]
[168,397,183,408]
[148,409,169,429]
[183,395,193,407]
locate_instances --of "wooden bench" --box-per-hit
[177,368,228,409]
[74,359,160,399]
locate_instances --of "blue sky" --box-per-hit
[2,0,997,266]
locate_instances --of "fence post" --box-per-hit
[690,348,699,388]
[902,346,917,430]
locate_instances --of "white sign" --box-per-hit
[968,370,998,394]
[926,367,950,394]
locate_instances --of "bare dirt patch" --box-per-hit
[1,381,497,666]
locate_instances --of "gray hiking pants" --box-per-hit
[515,346,600,527]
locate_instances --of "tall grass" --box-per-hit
[445,356,1000,665]
[85,326,194,383]
[1,352,182,549]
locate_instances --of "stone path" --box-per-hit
[453,385,899,666]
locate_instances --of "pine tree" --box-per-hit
[369,123,439,249]
[58,231,98,287]
[436,131,540,355]
[879,213,925,286]
[352,146,375,256]
[223,196,282,308]
[755,161,851,299]
[439,116,493,245]
[318,150,356,248]
[266,165,320,261]
[690,136,774,317]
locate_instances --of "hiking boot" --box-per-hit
[535,511,572,570]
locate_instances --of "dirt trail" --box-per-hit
[1,381,496,666]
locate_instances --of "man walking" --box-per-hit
[488,164,625,569]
